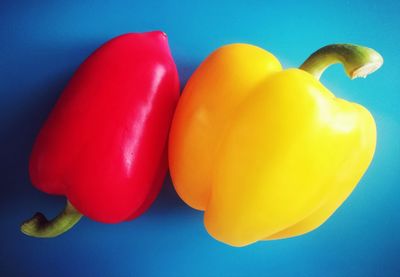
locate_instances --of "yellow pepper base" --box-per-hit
[169,43,381,247]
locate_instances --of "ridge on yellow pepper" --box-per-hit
[169,43,383,247]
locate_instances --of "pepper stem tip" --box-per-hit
[21,200,82,238]
[300,44,383,80]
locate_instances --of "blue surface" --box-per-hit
[1,1,399,276]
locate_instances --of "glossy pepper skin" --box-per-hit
[169,43,383,247]
[22,31,179,237]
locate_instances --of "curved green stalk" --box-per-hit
[300,44,383,80]
[21,200,82,238]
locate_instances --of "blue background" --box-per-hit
[1,0,399,276]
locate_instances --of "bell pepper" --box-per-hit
[21,31,180,238]
[169,43,383,247]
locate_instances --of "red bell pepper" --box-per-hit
[21,31,180,237]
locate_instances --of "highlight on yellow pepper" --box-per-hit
[168,43,383,247]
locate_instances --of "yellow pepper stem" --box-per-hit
[21,200,82,238]
[300,44,383,80]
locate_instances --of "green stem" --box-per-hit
[21,200,82,238]
[300,44,383,80]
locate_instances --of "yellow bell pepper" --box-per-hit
[169,43,383,247]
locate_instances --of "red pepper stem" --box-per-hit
[21,200,82,238]
[300,44,383,80]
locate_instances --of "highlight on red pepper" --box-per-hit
[21,31,180,238]
[169,43,383,247]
